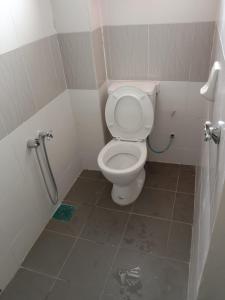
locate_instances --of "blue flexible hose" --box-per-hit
[147,134,175,154]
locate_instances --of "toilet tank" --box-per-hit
[107,80,160,112]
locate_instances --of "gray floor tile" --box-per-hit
[122,215,170,256]
[177,165,195,193]
[80,169,106,181]
[145,162,179,191]
[0,269,54,300]
[57,239,116,300]
[46,204,93,237]
[102,247,188,300]
[97,182,133,212]
[23,231,74,276]
[167,222,192,262]
[180,165,195,174]
[133,188,175,219]
[3,162,194,299]
[45,280,75,300]
[64,177,105,205]
[173,193,194,223]
[81,207,129,245]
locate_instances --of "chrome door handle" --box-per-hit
[204,121,221,144]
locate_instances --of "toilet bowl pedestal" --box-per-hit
[111,169,146,206]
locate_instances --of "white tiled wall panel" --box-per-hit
[0,91,82,290]
[51,0,103,33]
[0,0,56,55]
[100,0,218,26]
[217,0,225,54]
[10,0,56,48]
[188,20,225,299]
[51,0,91,33]
[148,81,206,165]
[70,88,106,170]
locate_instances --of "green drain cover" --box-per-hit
[53,204,76,222]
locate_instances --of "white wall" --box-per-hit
[149,81,206,165]
[0,0,56,55]
[51,0,102,33]
[0,91,82,290]
[188,0,225,298]
[100,0,218,26]
[217,0,225,55]
[0,0,82,290]
[69,84,107,170]
[51,0,107,170]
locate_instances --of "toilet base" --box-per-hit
[111,169,146,206]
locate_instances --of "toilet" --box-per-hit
[98,81,159,206]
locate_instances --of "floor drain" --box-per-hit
[53,204,76,222]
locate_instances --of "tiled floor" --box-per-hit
[0,162,195,300]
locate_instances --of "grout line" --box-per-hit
[78,236,117,248]
[165,167,180,255]
[46,220,88,296]
[20,266,66,282]
[44,228,77,239]
[95,203,133,214]
[131,211,193,226]
[143,185,194,195]
[98,212,132,300]
[90,204,193,226]
[117,245,190,265]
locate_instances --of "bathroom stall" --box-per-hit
[0,0,224,299]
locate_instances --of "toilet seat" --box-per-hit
[98,139,147,175]
[105,86,154,141]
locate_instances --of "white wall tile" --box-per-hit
[51,0,91,33]
[217,0,225,53]
[100,0,218,26]
[70,89,106,170]
[10,0,56,48]
[149,81,206,165]
[0,1,18,55]
[188,12,225,299]
[10,90,82,202]
[0,91,82,290]
[0,0,56,55]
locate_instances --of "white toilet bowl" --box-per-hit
[97,81,159,206]
[98,139,147,205]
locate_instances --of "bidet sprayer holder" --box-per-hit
[38,130,53,140]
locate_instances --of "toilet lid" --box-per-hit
[105,86,154,141]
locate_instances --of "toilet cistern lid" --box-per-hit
[105,86,154,141]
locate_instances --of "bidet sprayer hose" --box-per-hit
[147,134,175,154]
[38,134,59,205]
